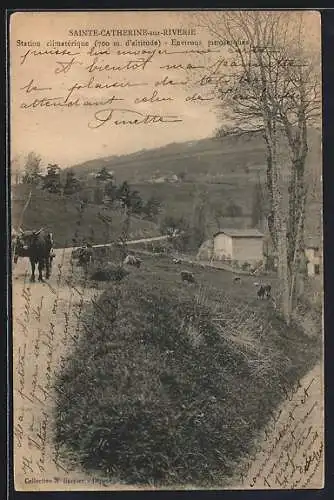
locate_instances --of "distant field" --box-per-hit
[70,129,321,185]
[132,181,255,236]
[132,180,321,240]
[133,181,254,211]
[54,252,322,487]
[11,185,160,248]
[71,136,269,182]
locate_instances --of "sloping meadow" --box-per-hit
[54,264,321,487]
[12,185,160,248]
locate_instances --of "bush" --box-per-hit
[151,243,170,254]
[90,265,128,282]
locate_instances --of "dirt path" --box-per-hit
[13,248,105,489]
[57,234,170,252]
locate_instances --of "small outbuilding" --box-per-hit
[212,228,264,265]
[305,240,322,277]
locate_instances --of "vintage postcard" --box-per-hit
[9,10,323,491]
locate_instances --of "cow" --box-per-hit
[123,254,142,268]
[15,228,54,282]
[233,276,241,283]
[257,284,271,300]
[172,258,181,264]
[181,270,196,284]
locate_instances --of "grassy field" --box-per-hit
[131,180,257,242]
[133,181,253,216]
[54,252,322,488]
[70,130,321,185]
[70,135,270,183]
[11,185,160,248]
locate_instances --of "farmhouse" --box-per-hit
[212,229,264,265]
[305,239,322,277]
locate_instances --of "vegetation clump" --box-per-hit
[54,270,320,487]
[90,264,128,282]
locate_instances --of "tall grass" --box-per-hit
[54,263,321,487]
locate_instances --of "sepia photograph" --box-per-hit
[10,10,323,491]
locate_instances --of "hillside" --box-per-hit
[68,129,322,185]
[11,185,160,248]
[67,129,322,244]
[12,130,322,248]
[69,136,266,183]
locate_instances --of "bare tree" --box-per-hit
[201,12,321,323]
[251,177,265,228]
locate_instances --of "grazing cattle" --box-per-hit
[15,228,54,282]
[123,254,142,268]
[257,284,272,300]
[13,229,46,264]
[172,258,181,264]
[233,277,241,283]
[181,270,196,284]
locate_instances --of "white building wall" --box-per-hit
[305,248,315,263]
[232,237,263,263]
[213,234,233,260]
[305,247,322,276]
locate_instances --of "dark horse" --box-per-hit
[15,228,54,282]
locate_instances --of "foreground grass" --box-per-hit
[54,254,321,488]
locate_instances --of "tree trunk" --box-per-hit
[119,206,131,266]
[264,122,292,324]
[277,224,291,324]
[288,181,307,313]
[272,170,291,324]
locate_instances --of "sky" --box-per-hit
[10,11,321,169]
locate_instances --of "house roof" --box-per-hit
[213,229,264,238]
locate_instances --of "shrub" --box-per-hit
[90,264,128,282]
[151,243,170,254]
